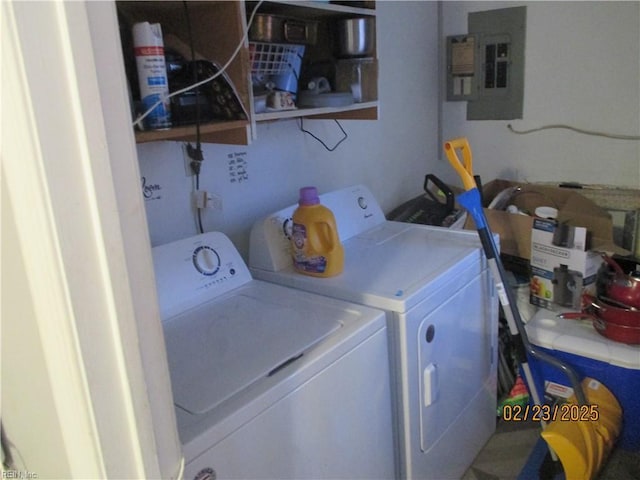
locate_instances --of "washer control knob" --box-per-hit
[357,196,368,210]
[193,245,221,276]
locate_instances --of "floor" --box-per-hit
[462,418,640,480]
[462,419,539,480]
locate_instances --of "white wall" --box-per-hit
[137,1,441,256]
[439,1,640,188]
[138,1,640,257]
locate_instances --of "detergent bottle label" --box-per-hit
[291,223,328,274]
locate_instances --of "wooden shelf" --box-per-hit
[255,101,378,122]
[134,120,250,145]
[253,1,376,18]
[117,0,378,146]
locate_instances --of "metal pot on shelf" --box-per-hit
[249,14,317,45]
[334,17,375,58]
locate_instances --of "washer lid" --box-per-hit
[164,289,341,415]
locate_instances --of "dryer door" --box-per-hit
[416,272,497,478]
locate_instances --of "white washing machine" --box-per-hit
[250,185,498,480]
[152,232,395,480]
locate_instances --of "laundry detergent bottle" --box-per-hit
[291,186,344,277]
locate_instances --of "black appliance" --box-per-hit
[167,56,247,126]
[388,174,461,227]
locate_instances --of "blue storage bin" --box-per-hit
[525,308,640,451]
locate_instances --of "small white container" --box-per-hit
[534,206,558,220]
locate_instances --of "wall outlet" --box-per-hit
[206,192,223,211]
[182,143,204,177]
[193,190,206,208]
[193,190,222,211]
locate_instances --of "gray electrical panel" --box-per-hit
[446,6,526,120]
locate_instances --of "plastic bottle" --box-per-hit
[291,186,344,277]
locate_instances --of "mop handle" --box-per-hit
[443,138,476,191]
[443,138,550,409]
[444,141,535,359]
[443,137,588,407]
[443,137,536,346]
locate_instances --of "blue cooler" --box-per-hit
[525,308,640,451]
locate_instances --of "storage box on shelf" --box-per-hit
[529,218,604,310]
[116,0,378,146]
[463,180,621,258]
[554,185,640,258]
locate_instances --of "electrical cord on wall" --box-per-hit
[297,118,348,152]
[183,1,205,234]
[133,0,264,129]
[192,162,205,234]
[507,123,640,140]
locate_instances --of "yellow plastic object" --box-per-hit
[291,187,344,277]
[443,137,476,191]
[541,378,622,480]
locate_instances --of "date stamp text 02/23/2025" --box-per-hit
[502,403,600,423]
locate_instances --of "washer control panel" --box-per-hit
[152,232,252,319]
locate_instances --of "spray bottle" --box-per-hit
[133,22,172,130]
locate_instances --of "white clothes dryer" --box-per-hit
[250,185,499,480]
[153,232,395,480]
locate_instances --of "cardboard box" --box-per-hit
[529,218,602,309]
[463,180,621,261]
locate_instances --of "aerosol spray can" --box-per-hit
[133,22,171,130]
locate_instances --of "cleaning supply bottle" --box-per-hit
[132,22,172,130]
[291,186,344,277]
